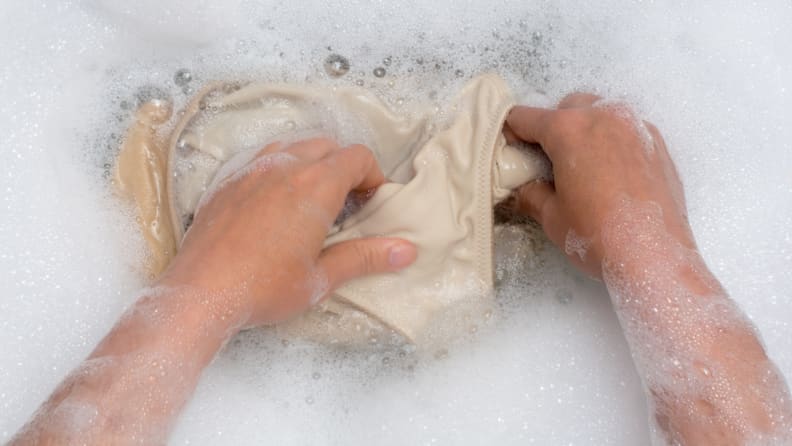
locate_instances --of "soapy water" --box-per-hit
[1,0,791,444]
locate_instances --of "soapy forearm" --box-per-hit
[505,96,792,444]
[10,139,417,445]
[601,199,792,445]
[9,286,246,445]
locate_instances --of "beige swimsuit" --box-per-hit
[115,74,547,346]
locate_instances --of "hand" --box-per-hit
[504,94,694,278]
[159,138,417,327]
[505,95,792,444]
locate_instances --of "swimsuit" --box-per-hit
[115,74,548,346]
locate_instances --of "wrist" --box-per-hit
[598,198,702,284]
[143,284,250,358]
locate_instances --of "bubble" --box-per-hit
[311,372,321,380]
[555,288,574,304]
[176,139,189,153]
[4,2,792,445]
[173,69,193,87]
[324,54,350,77]
[382,56,392,66]
[134,85,169,107]
[305,396,314,405]
[222,83,241,94]
[454,69,464,77]
[373,67,386,78]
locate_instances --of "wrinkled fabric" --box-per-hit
[114,100,177,278]
[116,74,548,345]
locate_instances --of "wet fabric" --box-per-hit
[114,100,177,278]
[115,74,547,345]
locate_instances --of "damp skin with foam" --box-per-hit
[1,1,792,444]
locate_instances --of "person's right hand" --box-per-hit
[504,94,695,279]
[159,138,417,327]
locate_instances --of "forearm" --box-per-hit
[10,285,247,445]
[601,201,792,445]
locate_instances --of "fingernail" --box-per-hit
[388,243,416,268]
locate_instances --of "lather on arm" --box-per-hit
[505,94,792,445]
[10,138,417,445]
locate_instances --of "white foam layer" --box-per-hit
[1,1,791,444]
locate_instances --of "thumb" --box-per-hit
[513,180,556,227]
[318,238,417,290]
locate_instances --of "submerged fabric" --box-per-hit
[114,100,177,278]
[116,74,547,345]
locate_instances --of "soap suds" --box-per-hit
[564,228,590,262]
[2,1,791,445]
[601,197,792,443]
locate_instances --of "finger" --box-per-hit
[502,122,520,144]
[513,180,556,226]
[323,144,387,192]
[254,141,285,157]
[557,92,602,109]
[645,121,687,211]
[643,121,668,153]
[294,145,385,232]
[283,137,340,161]
[505,106,553,144]
[644,121,680,181]
[317,238,417,291]
[209,142,289,191]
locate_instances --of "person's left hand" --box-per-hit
[159,138,417,327]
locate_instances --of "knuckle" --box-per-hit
[344,144,374,162]
[558,92,600,108]
[255,141,282,157]
[558,93,582,107]
[313,137,338,149]
[593,101,642,130]
[292,165,324,190]
[287,137,338,155]
[352,242,379,274]
[356,146,376,169]
[644,121,664,142]
[549,109,590,133]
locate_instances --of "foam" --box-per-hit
[564,228,590,263]
[601,197,792,442]
[2,0,791,444]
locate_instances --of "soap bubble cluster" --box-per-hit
[2,0,791,445]
[323,54,350,78]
